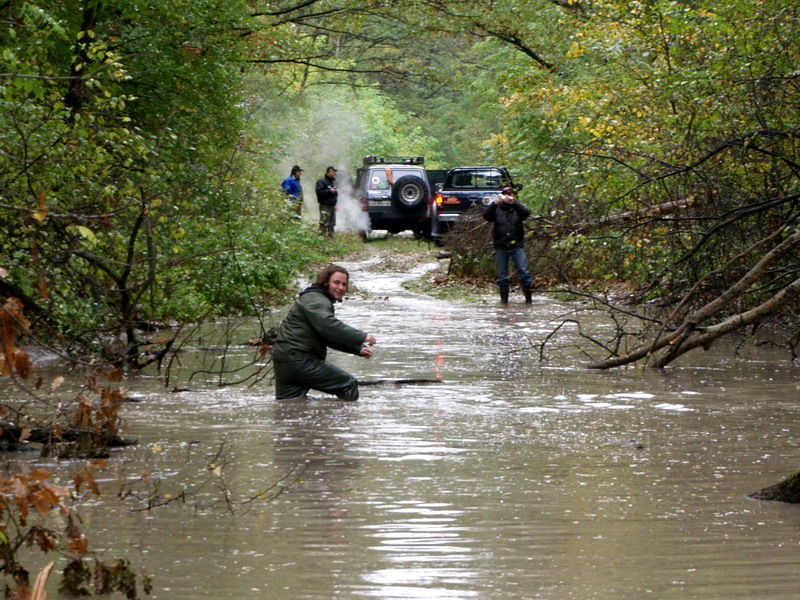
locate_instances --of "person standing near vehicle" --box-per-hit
[272,263,377,401]
[281,165,304,216]
[483,186,533,304]
[315,166,338,237]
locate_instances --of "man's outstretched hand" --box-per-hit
[361,333,377,358]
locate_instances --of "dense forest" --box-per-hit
[1,1,799,595]
[2,0,799,366]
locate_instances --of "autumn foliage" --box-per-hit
[0,299,149,597]
[0,298,31,380]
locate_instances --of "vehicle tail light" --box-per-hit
[360,197,369,211]
[434,193,443,205]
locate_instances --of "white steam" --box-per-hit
[333,170,370,233]
[274,91,370,233]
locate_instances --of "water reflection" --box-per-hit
[264,400,364,596]
[5,257,800,599]
[360,502,479,599]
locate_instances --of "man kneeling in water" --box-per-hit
[272,264,377,401]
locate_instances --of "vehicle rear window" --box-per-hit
[448,169,505,189]
[367,167,418,190]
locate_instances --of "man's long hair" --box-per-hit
[315,263,349,288]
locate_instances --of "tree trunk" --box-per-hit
[64,0,100,117]
[528,197,695,239]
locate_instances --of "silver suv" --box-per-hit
[355,156,433,237]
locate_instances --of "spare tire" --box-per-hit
[391,175,429,212]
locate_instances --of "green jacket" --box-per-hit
[272,286,367,362]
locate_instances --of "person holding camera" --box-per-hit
[483,186,533,304]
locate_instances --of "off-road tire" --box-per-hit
[391,175,429,212]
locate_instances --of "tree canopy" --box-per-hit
[2,0,798,367]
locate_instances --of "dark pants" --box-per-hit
[319,204,336,237]
[273,358,359,401]
[494,245,532,290]
[288,195,302,216]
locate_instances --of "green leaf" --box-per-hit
[67,225,98,246]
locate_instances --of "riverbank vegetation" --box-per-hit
[1,2,798,592]
[4,0,797,373]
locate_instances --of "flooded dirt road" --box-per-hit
[14,250,800,599]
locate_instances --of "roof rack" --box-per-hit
[362,155,424,166]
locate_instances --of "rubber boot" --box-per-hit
[500,288,509,304]
[523,286,532,304]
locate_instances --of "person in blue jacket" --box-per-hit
[281,165,303,215]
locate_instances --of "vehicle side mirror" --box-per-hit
[514,183,524,191]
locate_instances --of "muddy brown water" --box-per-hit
[6,256,800,599]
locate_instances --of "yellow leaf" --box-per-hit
[33,192,48,222]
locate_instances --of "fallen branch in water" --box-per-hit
[358,378,443,386]
[0,420,137,456]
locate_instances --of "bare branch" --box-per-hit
[656,275,800,366]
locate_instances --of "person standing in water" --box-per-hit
[483,186,533,304]
[272,264,376,401]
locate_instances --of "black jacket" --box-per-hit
[315,175,338,206]
[483,199,531,248]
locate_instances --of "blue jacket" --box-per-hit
[281,175,302,198]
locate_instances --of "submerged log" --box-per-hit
[358,378,443,386]
[0,420,137,456]
[749,471,800,503]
